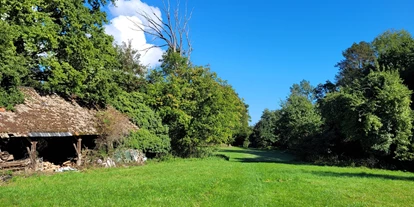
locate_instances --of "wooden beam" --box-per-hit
[27,141,37,170]
[73,138,82,166]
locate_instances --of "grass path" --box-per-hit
[1,147,413,206]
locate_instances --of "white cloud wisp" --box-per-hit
[105,0,164,67]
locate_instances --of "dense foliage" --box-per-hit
[110,91,170,155]
[4,0,413,168]
[145,51,249,157]
[320,72,413,160]
[1,0,119,106]
[252,30,414,170]
[0,1,249,158]
[0,21,27,109]
[249,109,279,148]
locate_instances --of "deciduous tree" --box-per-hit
[335,41,376,86]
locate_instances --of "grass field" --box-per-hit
[1,147,414,207]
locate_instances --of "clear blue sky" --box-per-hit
[107,0,414,124]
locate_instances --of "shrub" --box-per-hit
[110,91,171,155]
[124,129,170,155]
[95,107,134,152]
[0,88,24,111]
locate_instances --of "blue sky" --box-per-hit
[105,0,414,124]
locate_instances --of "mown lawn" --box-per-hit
[1,147,414,207]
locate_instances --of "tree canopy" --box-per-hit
[145,51,249,157]
[253,30,414,169]
[0,1,249,158]
[1,0,120,106]
[3,1,414,168]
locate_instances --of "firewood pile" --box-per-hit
[39,160,75,172]
[39,161,60,172]
[0,151,30,171]
[0,151,14,163]
[0,150,79,172]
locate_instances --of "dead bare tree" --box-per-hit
[130,0,193,61]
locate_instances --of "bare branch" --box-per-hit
[140,44,168,55]
[130,0,193,61]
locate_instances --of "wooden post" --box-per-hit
[26,141,37,170]
[73,138,82,166]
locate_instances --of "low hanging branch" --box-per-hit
[130,0,193,60]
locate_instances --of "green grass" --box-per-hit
[1,147,414,206]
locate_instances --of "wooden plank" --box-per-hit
[0,160,29,168]
[76,138,82,166]
[26,141,38,170]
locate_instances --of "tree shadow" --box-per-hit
[311,171,414,181]
[217,148,414,181]
[217,148,299,164]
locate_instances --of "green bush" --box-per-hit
[124,129,170,154]
[110,91,171,155]
[0,88,24,110]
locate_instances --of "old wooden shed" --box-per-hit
[0,87,137,169]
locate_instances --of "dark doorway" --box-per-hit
[0,136,96,165]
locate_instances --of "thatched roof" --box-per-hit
[0,88,137,138]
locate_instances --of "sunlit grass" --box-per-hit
[0,147,413,206]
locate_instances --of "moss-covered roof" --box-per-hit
[0,88,137,138]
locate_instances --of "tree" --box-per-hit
[276,81,322,151]
[112,40,147,92]
[320,71,413,160]
[2,0,120,106]
[373,30,414,107]
[132,0,193,60]
[335,41,376,86]
[249,109,279,148]
[314,80,337,101]
[232,103,252,147]
[0,20,27,109]
[116,40,147,77]
[290,80,317,101]
[145,52,248,157]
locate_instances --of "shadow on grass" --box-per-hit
[312,171,414,181]
[218,148,299,164]
[217,148,414,181]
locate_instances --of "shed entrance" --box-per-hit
[0,135,96,165]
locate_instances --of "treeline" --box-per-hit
[250,30,414,170]
[0,0,250,157]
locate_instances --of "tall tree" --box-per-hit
[1,0,119,105]
[277,81,322,151]
[373,30,414,107]
[335,41,376,86]
[290,80,316,101]
[113,40,147,92]
[249,109,279,148]
[132,0,193,60]
[232,103,252,147]
[145,51,248,157]
[314,80,337,101]
[320,71,413,160]
[0,20,27,109]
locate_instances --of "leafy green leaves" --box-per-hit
[0,20,27,109]
[1,0,119,106]
[145,52,249,157]
[110,91,170,155]
[321,71,413,160]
